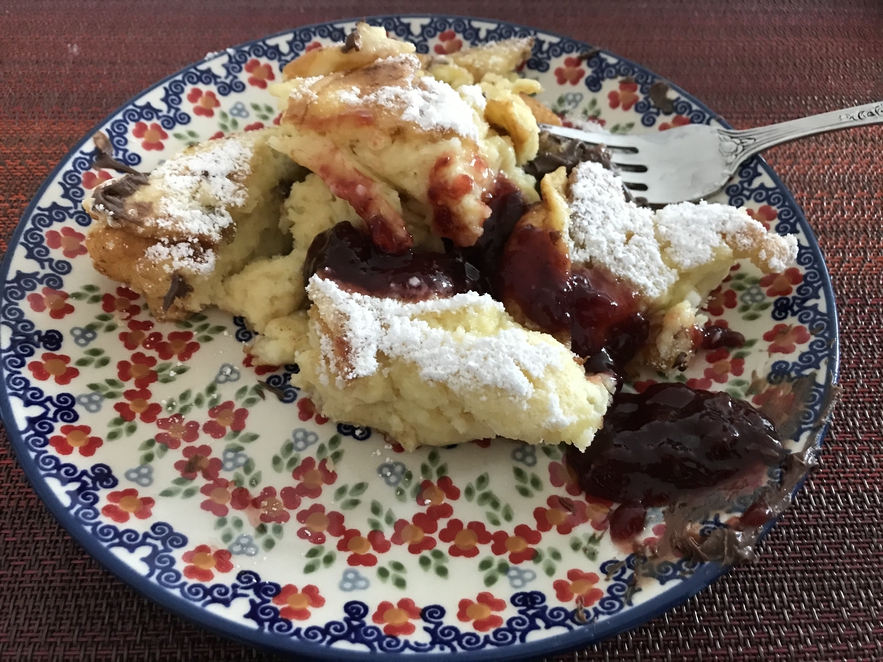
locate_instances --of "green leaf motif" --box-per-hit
[159,487,180,497]
[475,473,489,491]
[515,485,533,498]
[305,546,324,559]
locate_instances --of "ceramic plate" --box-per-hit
[0,15,838,660]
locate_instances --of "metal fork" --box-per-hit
[539,100,883,205]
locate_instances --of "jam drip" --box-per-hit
[494,221,648,378]
[304,221,477,301]
[455,180,528,293]
[564,383,786,507]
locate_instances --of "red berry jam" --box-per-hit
[565,383,786,507]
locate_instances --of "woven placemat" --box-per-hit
[2,1,882,660]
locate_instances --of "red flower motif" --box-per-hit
[182,545,233,582]
[209,130,225,140]
[82,169,112,189]
[202,400,249,439]
[244,59,275,88]
[45,226,88,259]
[244,121,264,132]
[296,503,346,544]
[119,319,160,350]
[490,524,542,564]
[155,413,200,449]
[101,488,155,523]
[49,424,103,457]
[548,460,582,497]
[305,41,322,52]
[155,331,200,361]
[434,30,463,54]
[132,121,169,151]
[291,457,337,498]
[685,376,713,390]
[553,569,604,605]
[416,476,460,506]
[554,56,585,86]
[438,519,492,558]
[200,477,237,517]
[457,592,506,631]
[659,114,691,131]
[113,388,162,423]
[372,598,422,637]
[633,379,658,394]
[751,383,800,428]
[296,397,328,424]
[117,352,158,388]
[759,267,803,297]
[608,80,639,111]
[243,353,280,376]
[27,287,74,319]
[391,512,438,554]
[702,348,745,384]
[337,528,391,566]
[704,285,738,316]
[251,486,301,523]
[102,286,141,318]
[174,444,222,481]
[27,352,78,385]
[533,495,591,535]
[763,323,811,354]
[746,204,778,230]
[273,584,325,620]
[641,522,667,549]
[186,87,221,117]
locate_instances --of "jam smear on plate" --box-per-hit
[564,382,786,508]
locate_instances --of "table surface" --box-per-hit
[2,1,882,660]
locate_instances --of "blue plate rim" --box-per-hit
[0,13,840,662]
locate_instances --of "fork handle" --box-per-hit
[718,100,883,164]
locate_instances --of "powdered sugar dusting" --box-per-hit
[150,136,255,243]
[655,201,798,272]
[144,240,216,275]
[458,84,487,112]
[307,275,561,397]
[327,64,480,140]
[567,162,797,302]
[568,161,675,300]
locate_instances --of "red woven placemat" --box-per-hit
[1,1,882,660]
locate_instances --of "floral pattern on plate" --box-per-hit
[0,15,837,660]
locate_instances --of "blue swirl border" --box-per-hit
[0,13,840,662]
